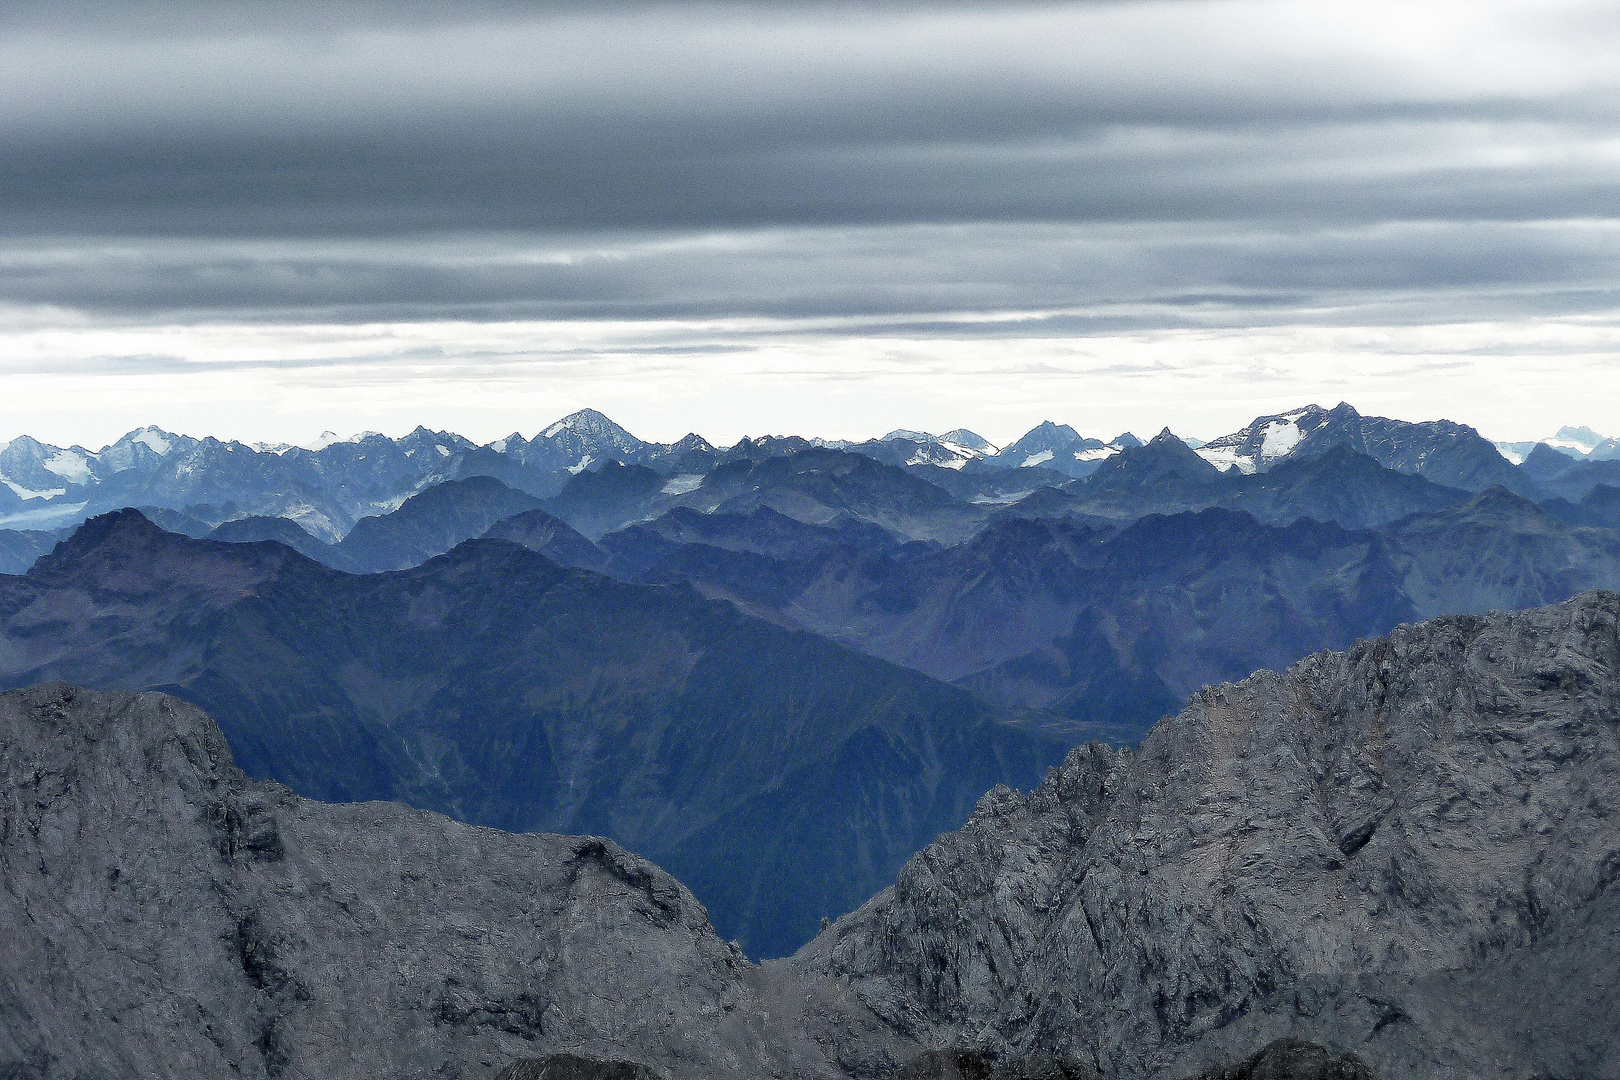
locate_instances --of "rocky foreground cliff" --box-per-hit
[794,592,1620,1080]
[0,683,920,1080]
[3,593,1619,1079]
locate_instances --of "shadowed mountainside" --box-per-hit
[0,509,1066,956]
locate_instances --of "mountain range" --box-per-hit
[4,591,1615,1078]
[0,509,1065,956]
[4,401,1620,960]
[1,403,1596,543]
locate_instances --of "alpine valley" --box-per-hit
[1,404,1618,1080]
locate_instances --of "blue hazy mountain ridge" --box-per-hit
[13,430,1614,746]
[206,515,338,564]
[605,507,1414,736]
[482,508,611,572]
[0,509,1067,957]
[0,529,57,576]
[1001,440,1474,531]
[1519,441,1620,502]
[1539,484,1620,531]
[0,402,1553,547]
[333,474,547,572]
[589,461,1620,737]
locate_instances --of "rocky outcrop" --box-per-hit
[496,1053,667,1079]
[1181,1039,1375,1080]
[794,592,1620,1080]
[893,1049,1101,1080]
[0,683,910,1079]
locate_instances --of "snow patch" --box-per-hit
[0,502,86,529]
[1195,446,1257,474]
[661,473,704,495]
[131,428,172,455]
[435,445,451,458]
[43,450,92,483]
[1258,419,1302,460]
[1021,449,1054,467]
[1075,446,1118,462]
[567,455,595,475]
[2,479,65,501]
[939,441,985,460]
[300,431,361,451]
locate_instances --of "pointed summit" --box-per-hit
[1086,427,1222,488]
[524,410,647,472]
[995,421,1119,477]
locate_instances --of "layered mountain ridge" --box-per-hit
[0,509,1066,956]
[0,403,1573,540]
[4,592,1617,1079]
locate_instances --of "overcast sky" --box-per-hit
[4,0,1618,448]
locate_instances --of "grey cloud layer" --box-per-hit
[3,1,1618,326]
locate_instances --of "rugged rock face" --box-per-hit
[794,592,1620,1080]
[893,1049,1101,1080]
[0,683,911,1080]
[1180,1039,1376,1080]
[496,1053,668,1080]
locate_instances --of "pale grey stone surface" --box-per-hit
[0,683,907,1080]
[794,592,1620,1080]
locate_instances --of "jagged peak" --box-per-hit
[670,432,716,452]
[541,408,631,439]
[27,508,181,577]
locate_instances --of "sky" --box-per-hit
[3,0,1619,449]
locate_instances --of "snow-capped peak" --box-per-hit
[542,408,630,442]
[1194,403,1336,474]
[308,431,345,451]
[939,428,997,454]
[129,426,175,455]
[1545,425,1607,455]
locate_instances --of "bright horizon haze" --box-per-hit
[4,0,1618,447]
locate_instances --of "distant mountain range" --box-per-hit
[6,402,1603,543]
[5,401,1620,957]
[1495,423,1620,464]
[6,404,1620,744]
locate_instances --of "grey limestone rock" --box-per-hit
[1180,1038,1375,1080]
[495,1052,667,1079]
[894,1049,1102,1080]
[794,592,1620,1080]
[0,683,908,1080]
